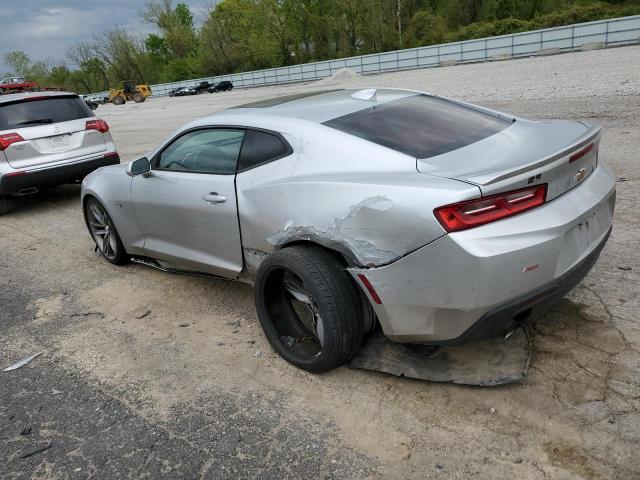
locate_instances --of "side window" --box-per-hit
[157,129,245,174]
[238,130,291,171]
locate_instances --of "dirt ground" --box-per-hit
[1,46,639,479]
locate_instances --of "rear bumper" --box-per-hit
[0,153,120,195]
[434,226,610,345]
[349,162,616,344]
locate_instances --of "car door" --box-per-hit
[130,128,245,278]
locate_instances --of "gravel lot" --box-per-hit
[1,45,639,479]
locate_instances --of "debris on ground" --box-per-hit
[20,441,52,459]
[135,310,152,319]
[617,266,632,271]
[617,177,628,182]
[350,328,531,386]
[3,352,43,372]
[179,323,190,327]
[253,351,263,358]
[20,426,31,436]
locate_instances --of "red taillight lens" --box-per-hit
[434,184,547,233]
[85,119,109,133]
[0,132,25,150]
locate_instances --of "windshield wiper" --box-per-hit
[15,118,53,125]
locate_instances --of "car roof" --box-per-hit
[0,90,79,105]
[211,88,420,124]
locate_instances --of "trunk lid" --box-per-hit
[417,119,601,201]
[0,95,106,169]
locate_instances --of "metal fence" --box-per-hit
[133,15,640,97]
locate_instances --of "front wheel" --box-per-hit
[255,246,364,373]
[84,198,128,265]
[0,196,9,216]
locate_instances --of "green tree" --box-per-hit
[3,50,31,77]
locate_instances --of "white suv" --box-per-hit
[0,91,119,215]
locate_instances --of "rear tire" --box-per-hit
[0,196,9,216]
[255,246,364,373]
[112,95,125,105]
[132,92,144,103]
[84,198,128,265]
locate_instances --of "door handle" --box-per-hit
[203,193,227,204]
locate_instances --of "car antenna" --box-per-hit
[350,89,377,101]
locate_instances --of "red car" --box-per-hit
[0,77,40,94]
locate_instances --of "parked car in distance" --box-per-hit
[208,81,233,93]
[84,93,109,104]
[84,99,99,110]
[173,86,199,97]
[193,81,210,94]
[81,88,615,374]
[0,91,119,215]
[168,87,183,97]
[0,77,40,94]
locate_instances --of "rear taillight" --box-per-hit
[434,184,547,233]
[85,119,109,133]
[0,132,25,150]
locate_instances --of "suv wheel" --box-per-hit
[84,198,128,265]
[0,196,9,216]
[255,246,364,373]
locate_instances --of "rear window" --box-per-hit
[323,95,511,158]
[0,96,93,130]
[238,130,291,171]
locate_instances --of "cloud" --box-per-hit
[0,0,204,74]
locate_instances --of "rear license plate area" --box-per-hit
[48,134,71,150]
[556,207,609,275]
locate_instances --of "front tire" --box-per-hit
[84,198,128,265]
[255,246,364,373]
[0,196,9,216]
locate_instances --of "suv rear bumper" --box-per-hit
[0,153,120,195]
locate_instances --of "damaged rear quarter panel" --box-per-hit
[235,124,480,270]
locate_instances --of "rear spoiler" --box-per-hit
[482,124,602,186]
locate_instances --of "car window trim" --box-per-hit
[151,125,293,175]
[151,126,247,176]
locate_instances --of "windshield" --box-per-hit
[323,94,512,158]
[0,96,93,130]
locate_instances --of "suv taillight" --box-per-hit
[85,119,109,133]
[434,184,547,232]
[0,132,25,150]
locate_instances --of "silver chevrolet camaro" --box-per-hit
[81,88,616,373]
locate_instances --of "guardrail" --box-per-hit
[100,15,640,98]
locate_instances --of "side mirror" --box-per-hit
[127,157,151,177]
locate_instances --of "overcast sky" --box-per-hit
[0,0,209,75]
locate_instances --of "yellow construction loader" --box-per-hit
[108,81,152,105]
